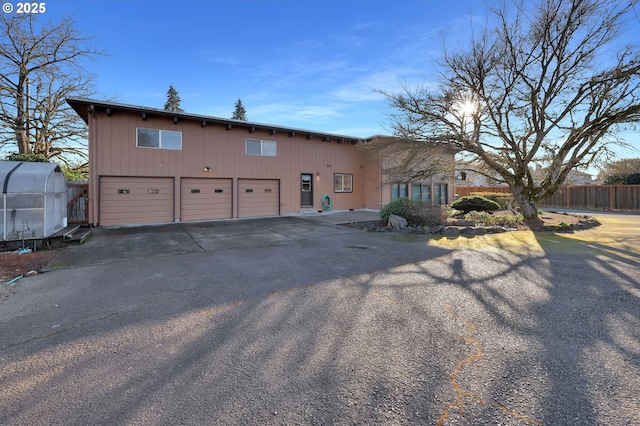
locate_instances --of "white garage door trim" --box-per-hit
[181,178,232,221]
[99,176,174,226]
[237,179,280,218]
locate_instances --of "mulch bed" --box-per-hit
[0,250,57,281]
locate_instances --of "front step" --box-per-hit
[63,225,80,239]
[64,228,93,244]
[1,225,93,252]
[49,225,93,246]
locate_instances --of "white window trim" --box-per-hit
[334,173,353,193]
[245,139,277,157]
[136,128,182,150]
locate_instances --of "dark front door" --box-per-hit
[301,173,313,207]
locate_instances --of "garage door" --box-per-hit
[181,178,232,221]
[100,177,174,226]
[238,179,279,218]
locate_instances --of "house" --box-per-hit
[531,167,594,186]
[67,97,455,226]
[455,161,506,187]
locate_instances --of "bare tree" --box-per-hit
[383,0,640,219]
[0,14,101,164]
[361,135,456,184]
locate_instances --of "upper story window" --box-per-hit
[246,139,277,157]
[137,128,182,150]
[334,173,353,193]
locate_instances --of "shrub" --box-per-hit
[381,197,417,222]
[470,191,513,209]
[464,211,524,227]
[603,173,640,185]
[451,195,501,213]
[381,197,446,227]
[414,203,447,227]
[4,152,48,162]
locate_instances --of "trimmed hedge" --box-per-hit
[451,195,501,213]
[470,191,513,209]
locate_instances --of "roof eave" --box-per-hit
[66,96,364,145]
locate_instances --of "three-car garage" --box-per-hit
[98,176,280,226]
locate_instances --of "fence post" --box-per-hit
[609,185,613,211]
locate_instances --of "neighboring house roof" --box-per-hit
[530,167,594,185]
[455,161,506,186]
[66,97,365,146]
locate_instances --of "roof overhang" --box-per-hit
[66,97,365,145]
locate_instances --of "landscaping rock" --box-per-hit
[459,227,476,236]
[430,225,444,234]
[453,219,477,227]
[486,226,506,234]
[443,227,460,238]
[388,214,408,231]
[474,227,487,236]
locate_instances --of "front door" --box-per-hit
[301,173,313,207]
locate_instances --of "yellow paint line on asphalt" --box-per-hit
[437,305,542,426]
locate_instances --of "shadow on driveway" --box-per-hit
[1,212,638,425]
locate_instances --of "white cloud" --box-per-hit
[250,102,345,124]
[330,68,431,103]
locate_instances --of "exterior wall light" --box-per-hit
[203,166,212,172]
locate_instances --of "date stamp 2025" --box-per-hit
[2,2,47,14]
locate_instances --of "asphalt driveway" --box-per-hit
[1,211,638,425]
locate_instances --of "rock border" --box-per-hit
[342,212,601,238]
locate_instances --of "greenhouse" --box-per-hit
[1,161,67,241]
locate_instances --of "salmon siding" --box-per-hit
[67,97,454,226]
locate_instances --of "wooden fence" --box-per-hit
[67,182,89,223]
[455,185,640,211]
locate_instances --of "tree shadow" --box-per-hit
[2,222,638,424]
[0,228,457,424]
[413,230,640,424]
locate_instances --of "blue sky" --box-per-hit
[42,0,488,137]
[35,0,640,166]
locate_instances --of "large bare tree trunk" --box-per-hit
[15,130,29,153]
[511,184,538,220]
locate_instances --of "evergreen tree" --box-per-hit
[232,98,247,120]
[164,85,183,112]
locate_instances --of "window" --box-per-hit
[391,183,408,200]
[412,183,431,202]
[136,128,182,150]
[246,139,277,157]
[434,183,448,205]
[334,173,353,192]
